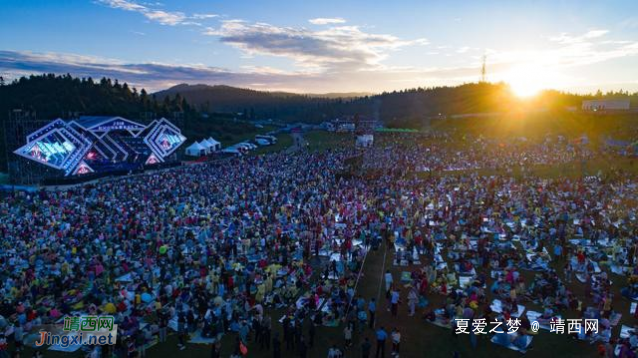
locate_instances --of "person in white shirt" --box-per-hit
[407,287,418,316]
[328,344,342,357]
[384,270,393,293]
[344,323,353,347]
[391,328,401,357]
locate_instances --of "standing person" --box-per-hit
[384,271,393,295]
[135,330,147,358]
[13,324,23,353]
[368,298,377,328]
[253,315,263,345]
[407,287,418,317]
[283,317,294,351]
[564,261,572,283]
[261,315,272,350]
[177,314,187,351]
[0,334,7,358]
[390,288,400,317]
[298,336,308,358]
[210,341,222,358]
[158,313,168,343]
[272,333,282,358]
[357,308,368,333]
[308,322,316,348]
[391,328,400,357]
[344,323,353,348]
[328,344,342,358]
[294,321,303,350]
[375,326,387,358]
[361,337,372,358]
[331,260,338,279]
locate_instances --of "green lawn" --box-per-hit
[181,118,277,148]
[304,131,351,152]
[251,133,294,156]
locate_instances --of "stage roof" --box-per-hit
[74,116,146,131]
[75,116,118,128]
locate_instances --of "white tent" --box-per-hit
[356,134,374,148]
[185,141,207,157]
[206,137,221,151]
[199,139,214,153]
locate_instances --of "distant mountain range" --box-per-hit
[4,74,637,128]
[153,82,569,123]
[153,84,370,120]
[155,84,371,101]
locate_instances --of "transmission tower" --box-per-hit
[480,55,487,83]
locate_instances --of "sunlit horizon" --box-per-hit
[1,0,637,94]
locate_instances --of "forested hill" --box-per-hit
[155,82,527,123]
[154,84,342,121]
[155,82,638,125]
[0,73,196,122]
[3,74,637,128]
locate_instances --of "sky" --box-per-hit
[1,0,638,94]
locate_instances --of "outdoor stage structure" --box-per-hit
[7,115,186,185]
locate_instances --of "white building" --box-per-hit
[582,99,630,111]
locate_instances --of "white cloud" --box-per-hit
[0,49,481,93]
[97,0,216,26]
[192,13,219,20]
[204,20,428,71]
[493,29,638,69]
[98,0,186,25]
[583,29,609,38]
[308,18,346,25]
[549,29,609,44]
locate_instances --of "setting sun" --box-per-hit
[506,64,547,98]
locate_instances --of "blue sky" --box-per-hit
[1,0,638,94]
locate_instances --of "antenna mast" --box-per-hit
[480,55,487,83]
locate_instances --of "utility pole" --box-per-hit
[480,55,487,83]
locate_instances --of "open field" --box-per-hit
[304,131,351,152]
[182,119,277,148]
[251,133,294,156]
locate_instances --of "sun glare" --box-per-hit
[506,64,547,98]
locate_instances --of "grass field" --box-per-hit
[182,119,278,148]
[304,131,351,152]
[251,133,293,156]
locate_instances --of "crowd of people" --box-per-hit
[1,131,638,357]
[362,133,594,173]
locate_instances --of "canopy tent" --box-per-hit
[356,134,374,148]
[185,141,207,157]
[207,137,221,151]
[202,138,221,152]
